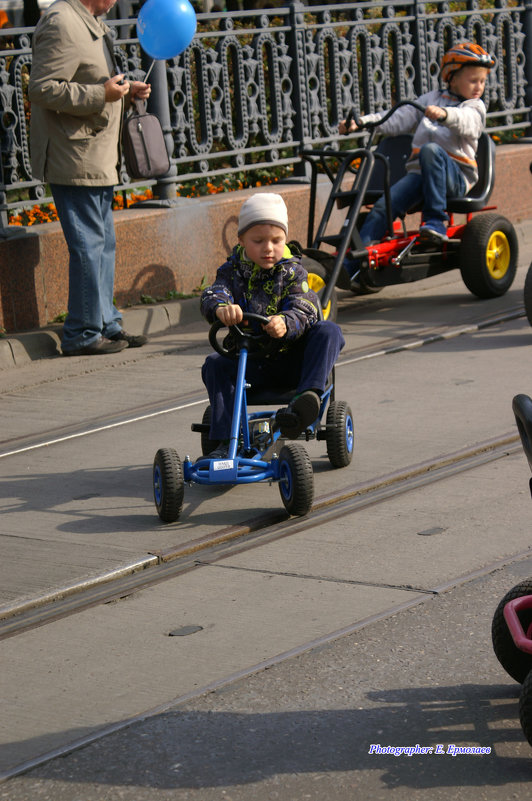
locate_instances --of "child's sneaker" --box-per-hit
[419,220,448,243]
[276,390,320,438]
[207,443,229,459]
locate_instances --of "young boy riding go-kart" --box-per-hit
[301,42,518,320]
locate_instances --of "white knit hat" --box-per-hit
[238,193,288,236]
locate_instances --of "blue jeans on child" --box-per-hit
[358,142,467,245]
[51,184,123,353]
[202,320,345,439]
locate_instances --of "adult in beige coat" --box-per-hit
[29,0,151,355]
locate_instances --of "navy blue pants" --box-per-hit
[202,320,345,439]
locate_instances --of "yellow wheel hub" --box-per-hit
[486,230,511,280]
[307,271,331,319]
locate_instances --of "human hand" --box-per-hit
[425,104,447,122]
[129,81,151,101]
[104,74,130,102]
[216,304,243,326]
[339,117,358,135]
[263,315,287,339]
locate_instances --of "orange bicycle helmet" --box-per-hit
[440,42,495,84]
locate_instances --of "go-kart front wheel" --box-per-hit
[491,579,532,683]
[153,447,184,523]
[459,213,518,299]
[326,400,354,468]
[278,442,314,516]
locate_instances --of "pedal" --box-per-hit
[191,423,209,433]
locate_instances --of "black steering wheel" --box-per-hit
[209,312,278,358]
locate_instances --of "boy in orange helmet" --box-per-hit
[340,42,495,282]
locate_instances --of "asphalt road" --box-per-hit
[2,555,532,801]
[2,229,532,799]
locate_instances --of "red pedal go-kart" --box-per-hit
[300,101,519,321]
[491,394,532,747]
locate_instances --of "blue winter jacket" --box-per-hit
[200,243,320,345]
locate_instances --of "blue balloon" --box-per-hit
[137,0,197,61]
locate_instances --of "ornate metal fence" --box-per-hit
[0,0,530,226]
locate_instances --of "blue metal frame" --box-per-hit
[182,341,332,488]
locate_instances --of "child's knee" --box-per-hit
[419,142,444,167]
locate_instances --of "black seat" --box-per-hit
[362,130,495,214]
[446,132,495,212]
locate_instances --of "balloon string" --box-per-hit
[144,60,156,83]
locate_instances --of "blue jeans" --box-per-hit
[202,320,345,439]
[360,142,467,244]
[51,184,122,352]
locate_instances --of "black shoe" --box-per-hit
[276,390,321,438]
[109,330,148,348]
[62,337,128,356]
[207,443,229,460]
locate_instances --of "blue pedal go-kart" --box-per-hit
[152,312,354,523]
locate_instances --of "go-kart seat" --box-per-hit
[445,131,495,212]
[246,369,334,408]
[362,131,495,214]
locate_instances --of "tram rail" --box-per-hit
[0,427,521,639]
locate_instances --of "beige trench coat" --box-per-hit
[28,0,122,186]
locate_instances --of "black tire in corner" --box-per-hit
[491,579,532,683]
[278,442,314,516]
[459,212,518,299]
[326,400,354,468]
[303,256,338,322]
[200,405,219,456]
[523,263,532,327]
[519,669,532,746]
[153,447,184,523]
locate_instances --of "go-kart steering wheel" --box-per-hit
[209,312,278,358]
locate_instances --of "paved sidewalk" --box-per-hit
[3,217,532,370]
[0,295,204,370]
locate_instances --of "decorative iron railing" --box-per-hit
[0,0,530,226]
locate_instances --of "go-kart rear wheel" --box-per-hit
[303,257,338,322]
[459,213,518,298]
[153,447,184,523]
[278,442,314,516]
[519,669,532,746]
[200,405,219,456]
[326,400,354,468]
[491,579,532,683]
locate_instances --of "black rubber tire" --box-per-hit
[278,442,314,516]
[326,400,355,468]
[153,447,184,523]
[200,405,219,456]
[491,579,532,683]
[519,670,532,746]
[303,257,338,322]
[459,212,518,299]
[523,263,532,327]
